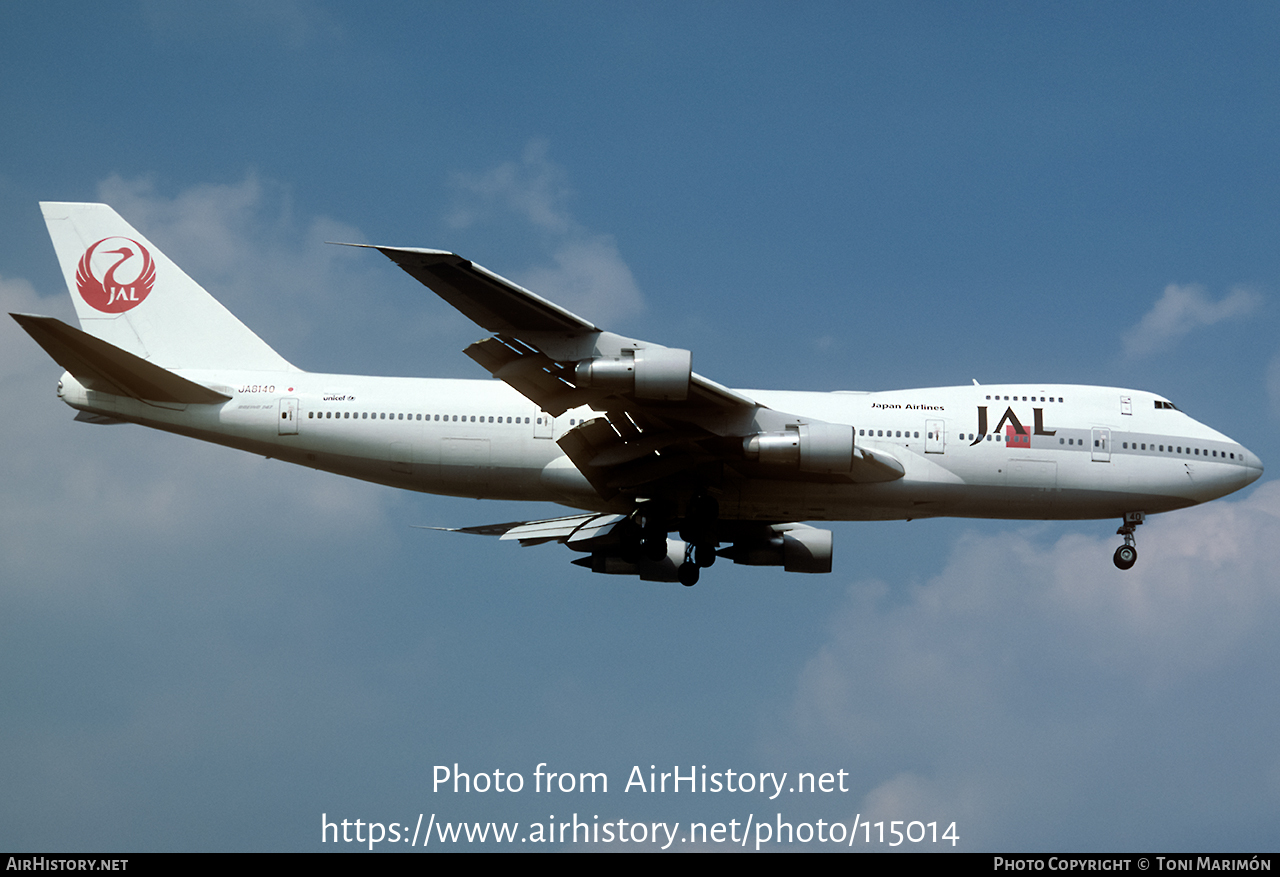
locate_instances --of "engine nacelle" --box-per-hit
[721,525,833,574]
[572,538,686,582]
[743,422,856,473]
[574,347,691,401]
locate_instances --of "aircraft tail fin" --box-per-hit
[40,202,295,372]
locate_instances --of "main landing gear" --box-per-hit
[677,494,720,587]
[1113,511,1144,570]
[633,494,720,586]
[641,514,668,562]
[678,550,701,586]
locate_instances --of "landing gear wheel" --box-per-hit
[678,562,700,587]
[1113,544,1137,570]
[694,542,717,568]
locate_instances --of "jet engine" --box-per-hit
[718,524,833,574]
[543,514,834,582]
[574,347,692,401]
[571,538,686,582]
[743,423,856,473]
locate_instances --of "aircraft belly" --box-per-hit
[726,450,1208,522]
[406,431,556,499]
[926,484,1196,520]
[437,436,489,488]
[540,455,605,509]
[732,477,936,522]
[1126,457,1252,504]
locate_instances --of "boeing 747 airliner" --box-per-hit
[13,203,1263,585]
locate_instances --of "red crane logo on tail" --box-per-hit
[76,237,156,313]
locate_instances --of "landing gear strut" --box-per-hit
[637,508,669,562]
[678,493,720,586]
[1113,511,1144,570]
[679,544,700,587]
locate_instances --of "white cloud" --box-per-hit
[448,140,575,235]
[1,273,73,378]
[1,180,400,602]
[1267,353,1280,420]
[1,181,423,846]
[139,0,342,49]
[0,272,46,315]
[775,482,1280,848]
[1122,283,1262,357]
[95,174,365,307]
[448,141,645,326]
[517,236,643,325]
[89,174,461,375]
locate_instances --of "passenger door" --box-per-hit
[925,419,945,454]
[1091,427,1111,462]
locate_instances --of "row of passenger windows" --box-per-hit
[307,411,540,424]
[1119,440,1234,458]
[862,429,1237,460]
[302,410,1234,460]
[981,396,1179,410]
[860,429,919,438]
[982,396,1178,410]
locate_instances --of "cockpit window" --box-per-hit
[1155,400,1179,411]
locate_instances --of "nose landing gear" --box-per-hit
[1113,543,1137,570]
[1113,511,1144,570]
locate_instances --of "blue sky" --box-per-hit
[3,1,1280,852]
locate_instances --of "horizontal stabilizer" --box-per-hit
[74,410,127,425]
[11,313,232,404]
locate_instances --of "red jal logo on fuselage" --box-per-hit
[76,237,156,313]
[969,405,1057,447]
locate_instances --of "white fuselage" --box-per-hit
[56,370,1264,524]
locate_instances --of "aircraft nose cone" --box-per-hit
[1242,447,1264,485]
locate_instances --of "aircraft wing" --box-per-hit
[420,513,694,581]
[418,514,839,579]
[359,247,602,335]
[357,244,755,413]
[367,245,904,502]
[417,513,629,548]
